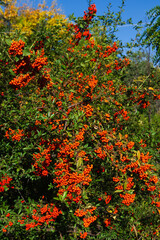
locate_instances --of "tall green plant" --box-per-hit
[141,5,160,65]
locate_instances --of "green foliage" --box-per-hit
[141,5,160,64]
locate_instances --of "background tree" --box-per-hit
[141,5,160,65]
[0,0,67,35]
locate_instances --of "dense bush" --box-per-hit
[0,2,160,240]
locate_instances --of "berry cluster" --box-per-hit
[8,40,25,56]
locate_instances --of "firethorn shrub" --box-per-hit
[0,3,160,240]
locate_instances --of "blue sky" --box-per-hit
[24,0,160,44]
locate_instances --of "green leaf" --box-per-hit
[123,181,127,190]
[61,64,66,70]
[137,150,140,160]
[9,69,15,76]
[76,157,83,168]
[23,49,30,56]
[5,39,12,46]
[80,63,86,68]
[114,190,123,193]
[61,191,68,202]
